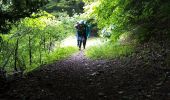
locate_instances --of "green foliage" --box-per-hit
[85,28,136,60]
[84,0,170,42]
[0,0,49,33]
[45,46,78,63]
[83,0,170,60]
[25,46,78,73]
[44,0,84,16]
[85,43,134,59]
[0,11,78,75]
[131,26,149,43]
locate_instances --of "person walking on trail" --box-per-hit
[75,22,81,47]
[75,20,90,50]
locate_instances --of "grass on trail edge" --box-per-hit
[25,46,78,73]
[85,43,134,59]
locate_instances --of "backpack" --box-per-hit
[77,23,86,36]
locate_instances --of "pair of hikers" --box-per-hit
[75,20,90,50]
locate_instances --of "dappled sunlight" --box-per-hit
[60,36,106,48]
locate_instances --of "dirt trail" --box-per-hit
[0,50,170,100]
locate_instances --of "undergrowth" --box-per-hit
[86,30,135,59]
[25,46,78,73]
[85,42,134,59]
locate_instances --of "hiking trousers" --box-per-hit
[78,36,87,49]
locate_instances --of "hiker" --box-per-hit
[75,20,90,50]
[75,22,81,47]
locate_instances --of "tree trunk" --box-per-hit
[39,41,42,64]
[14,39,19,71]
[29,36,32,65]
[43,36,46,52]
[49,37,52,53]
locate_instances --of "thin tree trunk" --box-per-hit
[43,36,46,51]
[14,39,19,71]
[49,37,52,53]
[29,36,32,65]
[2,42,12,69]
[39,41,42,64]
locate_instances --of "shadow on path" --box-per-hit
[0,51,170,100]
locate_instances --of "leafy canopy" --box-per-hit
[0,0,49,33]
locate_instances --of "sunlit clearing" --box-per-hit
[86,38,105,47]
[60,36,77,47]
[60,36,106,48]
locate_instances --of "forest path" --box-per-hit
[60,36,105,48]
[1,47,170,100]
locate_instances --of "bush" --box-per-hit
[85,43,134,59]
[25,46,78,73]
[0,11,80,75]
